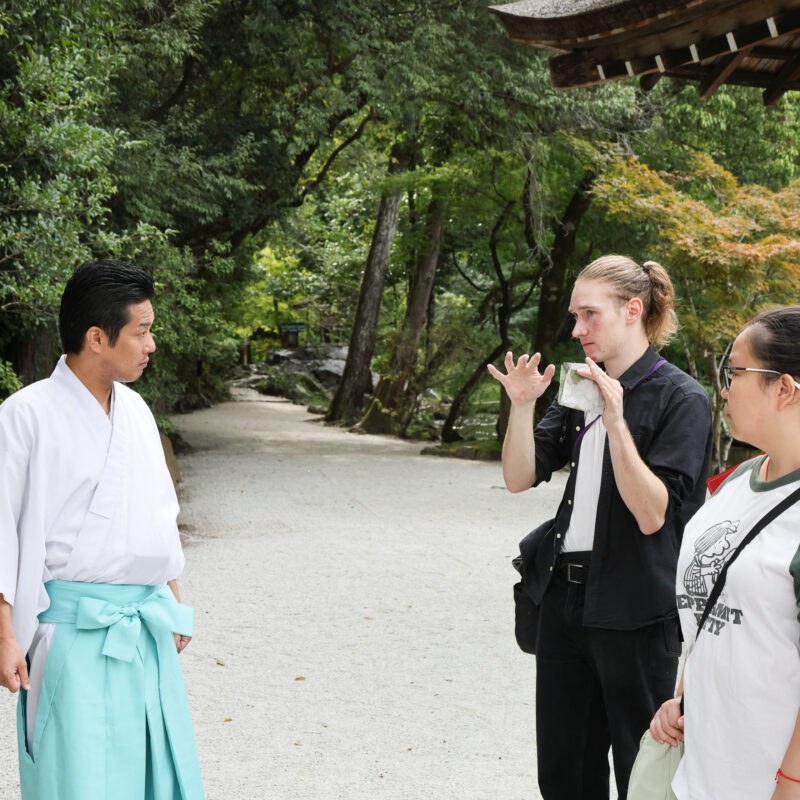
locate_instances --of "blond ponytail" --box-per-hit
[578,255,678,347]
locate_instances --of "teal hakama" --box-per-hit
[18,580,205,800]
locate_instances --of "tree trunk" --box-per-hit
[326,140,413,424]
[360,194,447,434]
[444,202,517,444]
[442,339,509,443]
[532,173,594,360]
[708,351,733,474]
[11,325,60,386]
[521,173,595,425]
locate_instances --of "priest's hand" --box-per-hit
[0,634,29,693]
[166,580,191,652]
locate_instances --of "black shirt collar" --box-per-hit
[617,346,661,391]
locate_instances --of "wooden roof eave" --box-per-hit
[488,0,731,49]
[546,3,800,88]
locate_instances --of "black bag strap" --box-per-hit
[696,482,800,637]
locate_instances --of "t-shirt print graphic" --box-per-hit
[678,519,747,636]
[684,520,740,597]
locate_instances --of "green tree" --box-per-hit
[593,150,800,469]
[0,2,130,391]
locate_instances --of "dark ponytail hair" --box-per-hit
[742,307,800,386]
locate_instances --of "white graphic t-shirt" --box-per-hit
[672,456,800,800]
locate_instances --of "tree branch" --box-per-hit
[511,272,541,313]
[290,92,369,178]
[300,111,375,200]
[489,200,514,297]
[449,249,489,292]
[144,56,197,123]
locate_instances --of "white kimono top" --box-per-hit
[672,455,800,800]
[0,356,184,656]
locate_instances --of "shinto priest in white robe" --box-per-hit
[0,355,203,799]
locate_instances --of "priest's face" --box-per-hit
[104,300,156,383]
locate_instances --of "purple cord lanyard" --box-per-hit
[570,358,667,458]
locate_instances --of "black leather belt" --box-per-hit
[555,552,591,585]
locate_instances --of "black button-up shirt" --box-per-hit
[523,347,712,630]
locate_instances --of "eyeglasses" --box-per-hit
[721,366,800,391]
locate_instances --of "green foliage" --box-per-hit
[0,2,127,347]
[253,165,379,341]
[133,236,239,412]
[0,2,251,408]
[594,152,800,353]
[642,83,800,190]
[4,0,800,446]
[0,357,22,398]
[592,149,800,469]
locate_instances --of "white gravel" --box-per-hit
[0,388,579,799]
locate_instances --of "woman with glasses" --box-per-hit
[650,306,800,799]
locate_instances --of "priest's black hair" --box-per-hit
[59,259,155,354]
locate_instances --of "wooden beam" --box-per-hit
[763,49,800,105]
[666,64,800,92]
[640,73,662,92]
[750,45,797,61]
[548,6,800,89]
[699,47,753,99]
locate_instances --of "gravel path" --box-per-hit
[0,388,575,800]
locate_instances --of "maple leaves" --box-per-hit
[594,151,800,356]
[592,149,800,468]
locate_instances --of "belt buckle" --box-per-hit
[567,563,585,584]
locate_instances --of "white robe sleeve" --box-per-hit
[0,398,33,607]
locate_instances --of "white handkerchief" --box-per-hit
[557,362,604,414]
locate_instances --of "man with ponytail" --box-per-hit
[488,255,712,799]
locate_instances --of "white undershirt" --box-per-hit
[562,412,606,552]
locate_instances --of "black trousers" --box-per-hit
[535,561,681,800]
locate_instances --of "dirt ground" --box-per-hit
[0,388,585,799]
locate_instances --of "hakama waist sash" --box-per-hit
[18,580,204,800]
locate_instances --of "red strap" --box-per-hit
[706,453,765,495]
[706,464,738,495]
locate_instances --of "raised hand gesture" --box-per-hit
[487,352,556,407]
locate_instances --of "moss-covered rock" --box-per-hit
[255,367,330,406]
